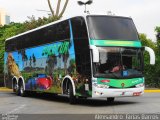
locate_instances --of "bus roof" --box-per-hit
[6,14,132,41]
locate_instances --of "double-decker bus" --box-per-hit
[4,15,155,104]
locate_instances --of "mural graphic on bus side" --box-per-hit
[4,41,90,96]
[7,53,21,78]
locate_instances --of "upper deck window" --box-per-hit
[5,20,70,52]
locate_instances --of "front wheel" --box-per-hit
[69,83,76,104]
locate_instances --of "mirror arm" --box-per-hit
[90,45,99,63]
[145,46,155,65]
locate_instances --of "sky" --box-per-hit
[0,0,160,41]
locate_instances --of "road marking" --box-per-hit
[7,104,26,114]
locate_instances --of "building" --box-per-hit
[0,8,10,26]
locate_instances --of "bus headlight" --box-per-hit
[96,84,109,89]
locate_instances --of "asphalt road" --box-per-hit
[0,91,160,114]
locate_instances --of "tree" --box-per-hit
[29,56,32,67]
[155,27,160,54]
[139,33,160,87]
[0,23,24,86]
[155,27,160,33]
[32,54,36,67]
[47,0,69,20]
[139,33,156,50]
[154,26,160,87]
[58,42,70,75]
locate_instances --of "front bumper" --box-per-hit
[92,86,144,98]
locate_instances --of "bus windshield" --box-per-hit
[87,16,139,40]
[94,47,143,78]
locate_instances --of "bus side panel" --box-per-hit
[4,18,92,98]
[22,41,76,93]
[4,41,76,93]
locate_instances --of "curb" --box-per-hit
[0,87,12,92]
[144,90,160,93]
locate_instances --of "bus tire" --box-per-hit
[13,82,18,93]
[69,83,76,104]
[18,82,27,97]
[107,97,115,103]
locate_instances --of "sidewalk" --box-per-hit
[0,87,160,92]
[0,87,12,92]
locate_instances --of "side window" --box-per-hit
[6,39,17,52]
[43,20,70,43]
[16,37,22,50]
[44,24,57,43]
[75,52,91,76]
[56,20,70,41]
[71,17,91,76]
[6,20,70,51]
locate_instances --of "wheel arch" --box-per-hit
[12,76,18,89]
[62,75,76,96]
[18,76,25,91]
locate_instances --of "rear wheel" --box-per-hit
[107,97,115,103]
[69,83,76,104]
[18,82,27,97]
[13,82,18,93]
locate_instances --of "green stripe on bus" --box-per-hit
[97,77,144,88]
[90,40,142,47]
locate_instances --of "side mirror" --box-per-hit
[90,45,99,63]
[144,46,155,65]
